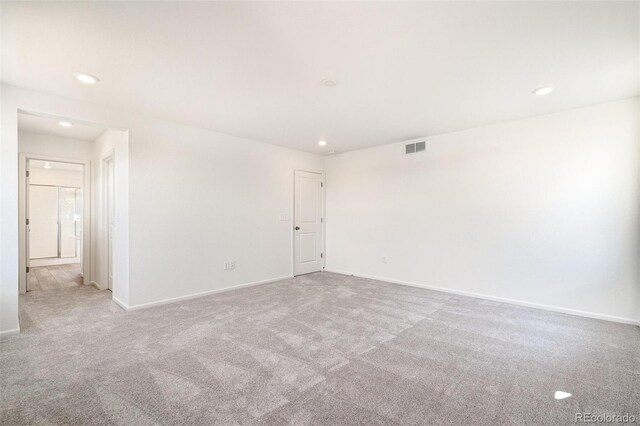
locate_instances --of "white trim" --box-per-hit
[90,280,105,291]
[18,109,128,133]
[101,150,115,293]
[0,328,21,340]
[115,275,292,311]
[111,295,129,311]
[325,270,640,326]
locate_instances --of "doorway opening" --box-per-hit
[18,111,129,303]
[26,159,85,291]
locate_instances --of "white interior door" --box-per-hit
[28,185,59,259]
[106,157,115,291]
[294,170,323,275]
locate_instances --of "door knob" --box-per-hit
[295,226,300,230]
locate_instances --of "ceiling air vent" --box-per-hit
[405,141,426,154]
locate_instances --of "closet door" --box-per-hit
[29,185,59,259]
[59,187,78,258]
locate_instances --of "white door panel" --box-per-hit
[299,176,319,223]
[59,187,77,258]
[294,170,323,275]
[299,233,318,263]
[29,185,59,259]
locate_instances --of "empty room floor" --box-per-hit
[27,263,83,291]
[1,272,638,424]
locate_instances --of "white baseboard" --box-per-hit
[325,269,640,326]
[112,295,129,311]
[0,328,20,340]
[116,275,293,312]
[90,281,106,291]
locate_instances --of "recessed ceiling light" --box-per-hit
[532,86,554,96]
[318,140,327,146]
[43,162,52,169]
[59,121,73,127]
[320,79,338,87]
[73,72,100,85]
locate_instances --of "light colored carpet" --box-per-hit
[27,263,84,291]
[1,272,638,425]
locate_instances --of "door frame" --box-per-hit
[292,168,326,276]
[18,153,91,294]
[102,151,115,291]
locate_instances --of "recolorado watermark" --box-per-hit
[575,413,637,423]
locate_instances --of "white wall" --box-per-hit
[29,168,83,187]
[18,131,94,160]
[0,6,4,336]
[0,83,18,337]
[326,98,640,324]
[126,121,322,307]
[1,84,323,335]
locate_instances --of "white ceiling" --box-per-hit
[18,113,107,142]
[3,2,638,154]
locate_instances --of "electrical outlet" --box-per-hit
[224,260,237,270]
[230,261,236,269]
